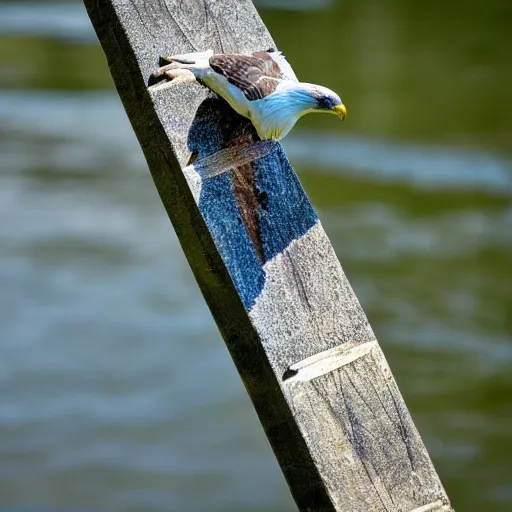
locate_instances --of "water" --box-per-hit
[0,1,511,511]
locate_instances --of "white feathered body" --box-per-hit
[165,50,341,140]
[204,77,320,139]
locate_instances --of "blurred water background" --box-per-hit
[0,0,511,510]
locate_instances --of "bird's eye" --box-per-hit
[317,95,333,109]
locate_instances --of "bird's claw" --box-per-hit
[148,67,196,92]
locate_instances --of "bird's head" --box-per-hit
[278,83,347,122]
[259,82,347,139]
[311,85,347,120]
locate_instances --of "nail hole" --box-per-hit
[282,368,298,381]
[257,190,268,210]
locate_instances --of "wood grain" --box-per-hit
[83,1,454,510]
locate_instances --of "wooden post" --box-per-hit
[83,1,454,511]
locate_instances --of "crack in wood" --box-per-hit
[285,251,314,312]
[344,393,395,512]
[283,340,378,382]
[128,0,157,40]
[160,0,200,51]
[387,377,417,473]
[183,139,277,179]
[204,0,227,53]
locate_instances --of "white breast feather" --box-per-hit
[201,72,252,119]
[250,83,319,140]
[199,64,319,140]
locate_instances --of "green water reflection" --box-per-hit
[262,0,512,152]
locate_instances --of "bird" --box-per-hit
[149,49,346,141]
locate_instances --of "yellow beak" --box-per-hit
[333,103,347,121]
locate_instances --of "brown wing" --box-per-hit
[209,52,282,101]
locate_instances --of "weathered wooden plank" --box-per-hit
[83,1,454,510]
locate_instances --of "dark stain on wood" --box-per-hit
[222,121,266,263]
[232,162,264,263]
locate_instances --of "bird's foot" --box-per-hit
[148,68,197,92]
